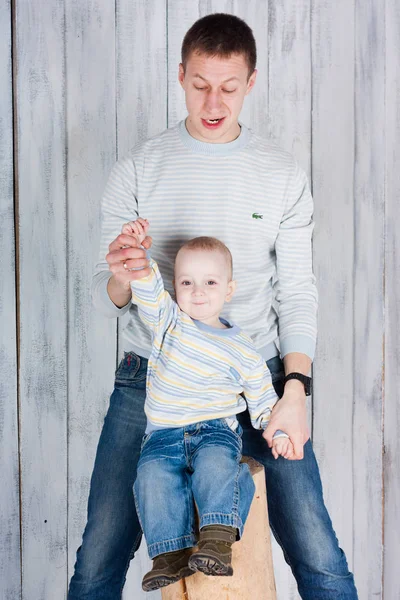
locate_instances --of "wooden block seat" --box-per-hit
[161,457,276,600]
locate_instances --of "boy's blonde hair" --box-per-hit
[177,237,233,279]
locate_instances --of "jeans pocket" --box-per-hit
[115,351,147,386]
[266,356,284,382]
[219,419,243,455]
[266,356,285,398]
[140,431,153,452]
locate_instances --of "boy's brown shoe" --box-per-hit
[142,548,194,592]
[188,525,236,576]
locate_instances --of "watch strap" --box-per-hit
[283,372,312,396]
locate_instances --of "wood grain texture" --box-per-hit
[3,1,397,597]
[311,0,356,582]
[15,0,68,597]
[267,3,311,597]
[116,1,167,597]
[230,0,269,137]
[65,0,118,590]
[267,0,310,175]
[162,460,276,599]
[183,458,276,600]
[163,457,276,600]
[384,3,400,598]
[117,0,168,156]
[353,1,385,596]
[0,1,21,599]
[167,0,199,126]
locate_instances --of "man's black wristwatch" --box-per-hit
[283,372,312,396]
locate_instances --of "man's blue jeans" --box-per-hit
[134,419,255,558]
[68,352,358,599]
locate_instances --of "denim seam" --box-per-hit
[201,511,240,518]
[233,455,242,534]
[200,513,243,532]
[133,485,145,533]
[268,520,296,574]
[198,452,244,535]
[118,529,143,600]
[148,534,197,559]
[184,469,194,536]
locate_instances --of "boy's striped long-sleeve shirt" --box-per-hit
[130,259,281,433]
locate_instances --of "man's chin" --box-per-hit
[190,120,233,143]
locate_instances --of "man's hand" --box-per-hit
[106,218,152,307]
[263,385,310,460]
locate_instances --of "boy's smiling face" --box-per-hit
[174,248,236,327]
[179,52,257,144]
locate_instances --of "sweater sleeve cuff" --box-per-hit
[92,271,132,318]
[272,429,289,439]
[279,334,316,361]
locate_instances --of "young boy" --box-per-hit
[122,218,293,592]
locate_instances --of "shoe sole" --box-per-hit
[142,566,194,592]
[189,553,233,577]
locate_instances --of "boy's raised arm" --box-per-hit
[123,219,176,336]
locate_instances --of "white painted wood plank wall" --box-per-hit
[384,1,400,598]
[116,3,168,596]
[65,2,119,598]
[15,0,68,597]
[0,1,398,599]
[0,1,20,599]
[353,2,385,597]
[311,0,356,591]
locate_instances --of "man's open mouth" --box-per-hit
[201,117,225,128]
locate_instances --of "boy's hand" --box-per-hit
[106,218,152,302]
[268,435,294,460]
[121,218,149,246]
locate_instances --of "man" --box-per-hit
[69,13,358,599]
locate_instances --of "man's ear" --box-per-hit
[178,64,185,88]
[225,280,237,303]
[245,69,257,96]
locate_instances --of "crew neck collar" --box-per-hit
[193,317,240,337]
[179,119,250,156]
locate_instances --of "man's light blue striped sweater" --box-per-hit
[92,120,318,361]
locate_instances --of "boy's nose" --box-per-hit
[193,285,205,295]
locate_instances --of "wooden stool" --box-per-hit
[161,457,276,600]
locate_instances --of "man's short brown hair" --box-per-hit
[177,236,233,279]
[181,13,257,78]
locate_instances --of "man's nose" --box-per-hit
[205,90,222,112]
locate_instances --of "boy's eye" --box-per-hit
[206,280,217,286]
[181,280,192,286]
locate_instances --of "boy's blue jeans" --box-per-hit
[68,352,358,600]
[134,419,255,558]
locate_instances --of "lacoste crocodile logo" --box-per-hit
[252,213,263,219]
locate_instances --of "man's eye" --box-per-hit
[223,89,236,94]
[194,86,206,91]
